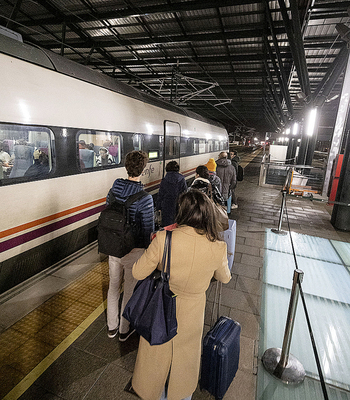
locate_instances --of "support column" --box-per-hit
[323,52,350,197]
[296,122,307,165]
[331,132,350,230]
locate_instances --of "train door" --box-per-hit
[163,121,180,177]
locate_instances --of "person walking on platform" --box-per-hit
[130,190,231,400]
[216,151,237,212]
[157,160,187,227]
[106,150,154,341]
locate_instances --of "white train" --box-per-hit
[0,33,228,294]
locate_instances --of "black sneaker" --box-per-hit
[107,328,118,338]
[119,328,136,342]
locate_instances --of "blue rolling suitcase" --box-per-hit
[200,282,241,400]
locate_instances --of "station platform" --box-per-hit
[1,149,350,400]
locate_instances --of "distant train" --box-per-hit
[0,33,228,294]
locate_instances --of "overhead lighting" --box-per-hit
[293,122,299,136]
[326,94,339,103]
[306,108,317,137]
[146,123,153,135]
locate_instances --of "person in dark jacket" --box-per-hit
[229,150,240,176]
[157,160,187,227]
[106,150,154,341]
[24,150,50,180]
[216,151,237,213]
[190,165,224,205]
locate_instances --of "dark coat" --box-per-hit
[157,171,187,227]
[107,178,154,248]
[24,160,50,180]
[229,155,240,175]
[216,158,237,200]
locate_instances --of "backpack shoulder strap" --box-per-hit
[124,190,149,208]
[107,189,117,205]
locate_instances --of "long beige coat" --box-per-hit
[131,226,231,400]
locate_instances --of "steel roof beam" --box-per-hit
[33,26,287,50]
[5,0,23,30]
[264,0,294,116]
[263,59,286,123]
[85,52,293,67]
[289,0,311,98]
[263,36,292,119]
[277,0,311,98]
[314,45,349,107]
[264,90,283,126]
[215,7,243,103]
[13,0,277,26]
[264,102,280,130]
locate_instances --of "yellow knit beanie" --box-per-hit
[205,158,217,172]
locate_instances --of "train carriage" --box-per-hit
[0,33,228,294]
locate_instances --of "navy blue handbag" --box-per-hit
[122,230,177,345]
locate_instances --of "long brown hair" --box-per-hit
[176,189,220,242]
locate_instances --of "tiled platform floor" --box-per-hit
[1,149,350,400]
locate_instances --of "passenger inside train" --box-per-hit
[24,150,50,180]
[78,139,95,169]
[0,125,53,180]
[95,147,115,166]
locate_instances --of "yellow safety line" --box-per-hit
[3,300,107,400]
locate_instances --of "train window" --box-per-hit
[144,134,161,160]
[165,121,180,159]
[133,134,143,151]
[214,140,220,151]
[180,137,187,156]
[0,123,54,181]
[77,130,121,170]
[199,139,206,154]
[180,137,194,156]
[193,139,199,155]
[165,136,179,159]
[208,140,214,152]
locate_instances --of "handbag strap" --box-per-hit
[161,230,172,280]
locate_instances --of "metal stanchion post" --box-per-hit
[262,269,306,384]
[271,189,288,235]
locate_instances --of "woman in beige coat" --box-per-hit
[131,189,231,400]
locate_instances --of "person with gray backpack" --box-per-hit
[98,150,154,341]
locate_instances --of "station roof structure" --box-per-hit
[1,0,350,141]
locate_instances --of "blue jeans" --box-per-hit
[226,195,232,214]
[160,383,192,400]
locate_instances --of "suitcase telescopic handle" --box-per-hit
[210,280,223,328]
